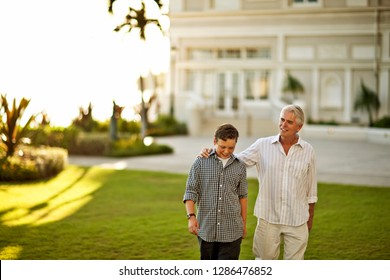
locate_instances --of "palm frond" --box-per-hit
[282,72,305,100]
[108,0,116,14]
[354,79,381,126]
[0,95,34,157]
[110,1,164,40]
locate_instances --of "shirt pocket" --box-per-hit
[224,175,241,192]
[289,161,309,180]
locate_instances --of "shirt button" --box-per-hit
[219,197,222,200]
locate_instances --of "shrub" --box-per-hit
[27,126,80,149]
[27,130,174,157]
[0,156,37,180]
[307,118,340,126]
[108,137,173,157]
[119,119,141,134]
[147,114,187,136]
[68,133,111,156]
[0,146,68,181]
[71,103,100,132]
[373,116,390,128]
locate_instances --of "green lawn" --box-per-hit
[0,166,389,260]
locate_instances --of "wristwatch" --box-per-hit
[186,213,196,219]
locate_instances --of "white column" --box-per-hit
[275,34,285,100]
[311,67,319,120]
[344,68,352,123]
[381,31,389,62]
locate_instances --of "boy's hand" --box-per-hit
[188,217,199,235]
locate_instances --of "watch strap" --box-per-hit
[186,213,196,219]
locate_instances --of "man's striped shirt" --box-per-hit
[238,134,317,226]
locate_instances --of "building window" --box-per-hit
[184,0,205,11]
[186,70,214,100]
[244,70,269,101]
[214,0,240,10]
[188,47,271,60]
[217,72,239,112]
[346,0,368,7]
[217,49,241,59]
[291,0,322,7]
[188,49,214,60]
[293,0,318,3]
[246,48,271,59]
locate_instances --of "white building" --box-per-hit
[163,0,390,136]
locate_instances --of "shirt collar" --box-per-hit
[210,149,238,161]
[273,134,304,148]
[271,134,280,144]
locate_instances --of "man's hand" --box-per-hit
[199,148,212,158]
[242,225,247,239]
[307,217,314,232]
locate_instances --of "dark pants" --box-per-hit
[198,237,242,260]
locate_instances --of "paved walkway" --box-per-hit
[68,136,390,187]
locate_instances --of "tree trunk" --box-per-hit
[139,76,148,139]
[367,105,374,127]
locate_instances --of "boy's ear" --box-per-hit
[213,137,217,145]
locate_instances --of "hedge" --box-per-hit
[0,146,68,181]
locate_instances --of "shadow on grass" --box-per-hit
[0,166,105,259]
[0,167,199,260]
[0,167,91,225]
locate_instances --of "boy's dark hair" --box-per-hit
[214,123,239,141]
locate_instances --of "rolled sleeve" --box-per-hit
[237,163,248,199]
[183,159,201,203]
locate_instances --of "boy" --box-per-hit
[183,123,248,260]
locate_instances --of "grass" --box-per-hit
[0,166,389,260]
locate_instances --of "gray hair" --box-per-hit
[281,104,305,125]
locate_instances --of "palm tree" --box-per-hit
[282,71,305,102]
[0,94,35,157]
[110,100,124,140]
[354,79,380,127]
[108,0,167,139]
[72,102,97,132]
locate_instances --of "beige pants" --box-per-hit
[253,219,308,260]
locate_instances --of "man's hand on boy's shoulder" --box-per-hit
[198,148,213,158]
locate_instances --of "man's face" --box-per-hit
[214,138,236,159]
[279,110,302,138]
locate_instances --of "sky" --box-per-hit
[0,0,169,126]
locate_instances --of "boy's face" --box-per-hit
[213,138,237,159]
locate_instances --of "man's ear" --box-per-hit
[213,137,217,145]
